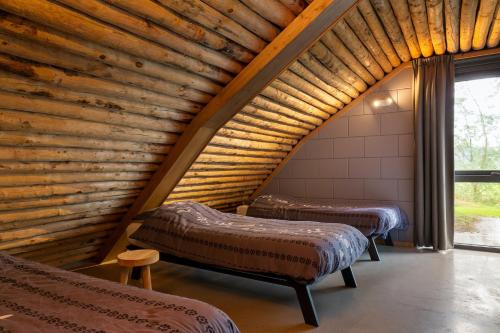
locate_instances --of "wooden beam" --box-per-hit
[444,0,461,53]
[460,0,480,52]
[99,0,357,262]
[472,0,498,50]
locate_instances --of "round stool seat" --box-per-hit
[117,249,159,267]
[117,249,159,290]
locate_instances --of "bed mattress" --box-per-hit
[248,194,409,237]
[130,201,368,282]
[0,252,239,333]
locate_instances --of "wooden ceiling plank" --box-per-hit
[472,0,499,50]
[426,0,447,55]
[98,0,357,262]
[444,0,461,52]
[370,0,412,62]
[487,1,500,48]
[407,0,434,57]
[460,0,480,52]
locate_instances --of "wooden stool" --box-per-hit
[117,249,159,290]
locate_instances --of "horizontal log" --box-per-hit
[8,231,110,255]
[0,0,232,83]
[444,0,461,52]
[460,0,480,52]
[309,42,368,91]
[189,163,276,171]
[166,191,253,206]
[299,52,359,98]
[224,120,302,139]
[0,222,117,250]
[407,0,434,57]
[0,146,163,163]
[0,208,127,232]
[370,0,412,62]
[331,21,385,80]
[1,214,121,242]
[488,2,500,48]
[0,131,170,154]
[168,185,258,199]
[0,162,156,174]
[241,0,295,28]
[472,0,498,50]
[278,0,307,15]
[177,174,267,186]
[0,71,194,123]
[0,199,133,225]
[216,127,297,145]
[344,8,393,72]
[288,61,352,104]
[200,0,280,42]
[0,172,151,186]
[157,0,266,52]
[0,31,212,103]
[279,69,344,108]
[261,85,331,118]
[24,242,105,264]
[389,0,422,58]
[0,90,183,134]
[48,250,100,268]
[0,190,139,212]
[210,135,292,151]
[196,153,282,165]
[270,79,337,113]
[357,0,401,67]
[0,109,177,144]
[203,195,249,208]
[425,0,446,55]
[203,145,288,158]
[233,113,310,136]
[58,0,243,73]
[242,105,317,130]
[0,180,147,201]
[172,180,263,193]
[251,95,323,126]
[106,0,253,63]
[184,169,270,178]
[0,55,203,113]
[320,30,379,83]
[0,13,221,94]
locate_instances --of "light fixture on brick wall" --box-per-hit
[370,91,395,108]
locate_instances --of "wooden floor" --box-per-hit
[79,247,500,333]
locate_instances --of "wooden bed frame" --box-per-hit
[127,244,357,327]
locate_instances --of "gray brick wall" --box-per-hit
[262,68,415,243]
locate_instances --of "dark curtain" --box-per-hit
[413,55,455,250]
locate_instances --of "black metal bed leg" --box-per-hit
[367,236,381,261]
[341,266,357,288]
[384,233,395,246]
[130,267,141,280]
[293,284,319,327]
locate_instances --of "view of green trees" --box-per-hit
[454,77,500,232]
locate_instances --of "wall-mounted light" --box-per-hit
[370,91,395,108]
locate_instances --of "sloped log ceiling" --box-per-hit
[168,0,500,212]
[0,0,301,267]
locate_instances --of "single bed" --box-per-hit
[0,251,239,333]
[129,201,368,326]
[245,194,409,261]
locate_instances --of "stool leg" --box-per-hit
[141,265,152,290]
[120,267,130,285]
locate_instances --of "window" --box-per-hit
[454,76,500,249]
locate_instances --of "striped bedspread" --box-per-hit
[130,201,368,282]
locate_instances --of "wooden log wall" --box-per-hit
[0,0,296,267]
[168,0,500,213]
